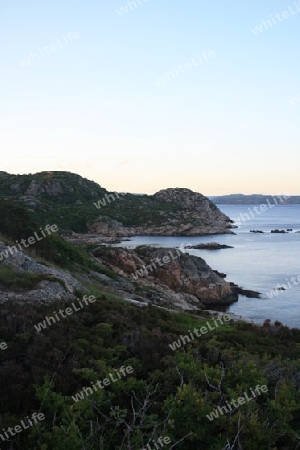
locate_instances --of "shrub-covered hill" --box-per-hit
[0,295,299,449]
[1,172,299,449]
[0,171,232,234]
[0,198,237,310]
[0,199,103,272]
[0,171,113,232]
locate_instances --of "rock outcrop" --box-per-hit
[90,188,235,237]
[229,283,261,298]
[185,242,233,250]
[0,240,85,304]
[271,229,287,234]
[92,245,238,307]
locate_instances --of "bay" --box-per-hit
[117,204,300,329]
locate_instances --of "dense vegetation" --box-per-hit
[0,172,185,232]
[0,199,116,277]
[0,295,299,449]
[1,173,299,449]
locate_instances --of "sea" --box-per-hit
[117,204,300,329]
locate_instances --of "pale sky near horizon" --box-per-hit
[1,0,299,195]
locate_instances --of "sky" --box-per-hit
[1,0,300,195]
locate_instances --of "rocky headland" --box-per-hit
[0,238,239,311]
[90,188,235,237]
[91,245,238,308]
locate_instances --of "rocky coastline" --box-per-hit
[91,245,239,308]
[89,188,235,237]
[88,218,235,238]
[0,238,241,311]
[0,173,258,319]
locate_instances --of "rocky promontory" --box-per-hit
[90,188,235,237]
[92,245,238,308]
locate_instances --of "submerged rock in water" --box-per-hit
[185,242,233,250]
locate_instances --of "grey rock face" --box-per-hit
[92,245,238,307]
[0,240,85,305]
[90,188,234,237]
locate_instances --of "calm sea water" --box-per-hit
[117,205,300,329]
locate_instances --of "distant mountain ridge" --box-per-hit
[210,194,299,204]
[0,171,233,235]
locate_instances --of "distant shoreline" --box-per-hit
[210,194,300,205]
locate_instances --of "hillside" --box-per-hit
[0,284,299,449]
[0,171,234,235]
[0,198,237,309]
[0,178,299,449]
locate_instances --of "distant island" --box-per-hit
[210,194,300,205]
